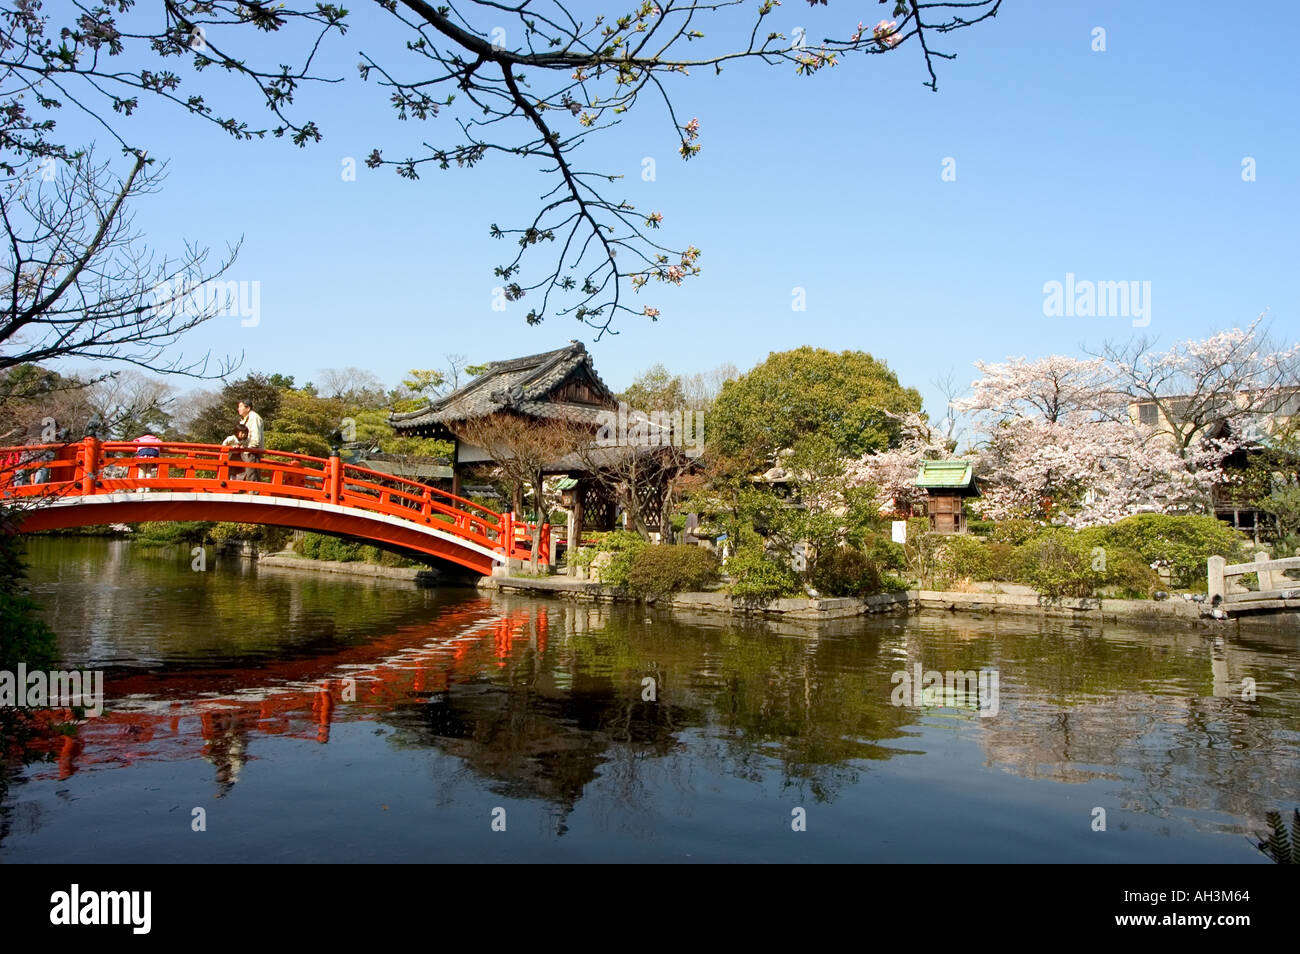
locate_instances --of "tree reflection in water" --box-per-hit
[6,536,1300,859]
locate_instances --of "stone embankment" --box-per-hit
[477,575,1297,629]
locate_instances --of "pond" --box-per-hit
[2,537,1296,862]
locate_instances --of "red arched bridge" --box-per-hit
[0,438,548,575]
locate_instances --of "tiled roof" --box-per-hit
[358,452,453,480]
[389,340,615,432]
[543,442,701,474]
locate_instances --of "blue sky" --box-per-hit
[46,1,1300,418]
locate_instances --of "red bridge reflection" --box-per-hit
[25,602,551,791]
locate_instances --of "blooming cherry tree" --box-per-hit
[972,415,1228,527]
[846,412,955,516]
[960,323,1298,526]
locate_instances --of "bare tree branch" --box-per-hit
[0,0,1001,336]
[0,147,240,377]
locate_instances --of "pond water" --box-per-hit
[2,536,1296,862]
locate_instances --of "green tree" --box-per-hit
[619,364,687,411]
[351,408,452,460]
[0,527,56,671]
[266,389,346,456]
[1240,418,1300,549]
[1,363,92,443]
[401,369,446,403]
[709,347,922,465]
[187,373,285,443]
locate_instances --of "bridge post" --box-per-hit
[327,452,342,504]
[80,437,99,495]
[1255,551,1275,593]
[501,511,513,558]
[1207,555,1225,605]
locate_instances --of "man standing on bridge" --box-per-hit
[237,399,265,485]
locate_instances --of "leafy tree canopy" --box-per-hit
[709,347,922,463]
[619,363,687,411]
[187,373,285,443]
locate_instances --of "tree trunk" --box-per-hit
[629,502,651,540]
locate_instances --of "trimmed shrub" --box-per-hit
[133,521,212,545]
[880,574,910,593]
[863,532,907,572]
[626,545,720,599]
[940,534,990,582]
[295,533,366,562]
[329,538,367,562]
[292,533,420,566]
[209,522,291,552]
[1084,514,1241,589]
[809,545,883,597]
[368,546,422,568]
[725,546,802,601]
[990,519,1043,547]
[1101,548,1161,599]
[588,530,649,586]
[986,542,1017,581]
[1013,532,1100,598]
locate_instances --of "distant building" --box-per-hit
[1126,386,1300,533]
[1126,387,1300,447]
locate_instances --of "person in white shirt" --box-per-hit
[236,400,264,486]
[237,400,264,449]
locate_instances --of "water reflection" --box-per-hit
[3,537,1297,861]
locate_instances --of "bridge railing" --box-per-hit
[0,439,552,563]
[1208,552,1300,605]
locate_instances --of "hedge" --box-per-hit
[626,545,720,599]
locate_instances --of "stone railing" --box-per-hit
[1208,552,1300,605]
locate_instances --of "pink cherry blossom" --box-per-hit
[873,19,901,48]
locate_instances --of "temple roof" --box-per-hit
[542,442,702,475]
[388,340,616,434]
